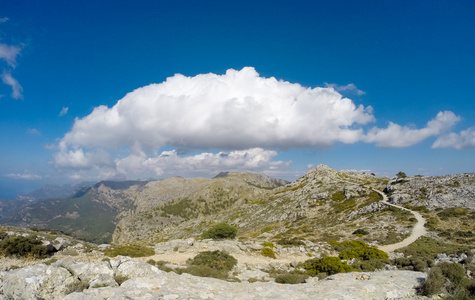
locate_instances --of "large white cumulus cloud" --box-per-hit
[53,67,466,180]
[61,67,374,150]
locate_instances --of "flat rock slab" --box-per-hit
[65,270,426,300]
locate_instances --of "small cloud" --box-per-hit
[59,106,69,116]
[0,44,21,68]
[4,172,42,180]
[306,164,314,169]
[27,128,40,135]
[432,127,475,150]
[44,144,56,150]
[0,17,8,23]
[1,71,23,99]
[364,111,460,148]
[325,83,365,96]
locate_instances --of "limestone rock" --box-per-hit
[1,263,77,300]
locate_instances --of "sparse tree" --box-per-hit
[396,171,407,178]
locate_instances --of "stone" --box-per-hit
[2,263,78,300]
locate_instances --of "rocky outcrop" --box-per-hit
[0,257,426,300]
[385,173,475,209]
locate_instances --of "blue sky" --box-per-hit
[1,0,474,198]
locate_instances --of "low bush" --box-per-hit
[331,192,345,202]
[275,272,308,284]
[420,262,475,298]
[397,237,470,262]
[276,238,304,246]
[303,256,354,276]
[183,250,237,280]
[262,242,275,248]
[0,236,49,259]
[329,240,388,260]
[147,259,173,272]
[352,259,391,272]
[393,257,432,271]
[437,208,467,220]
[352,229,369,236]
[65,280,90,294]
[201,223,237,240]
[114,275,129,286]
[104,245,154,257]
[261,247,276,259]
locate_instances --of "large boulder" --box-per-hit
[1,264,78,300]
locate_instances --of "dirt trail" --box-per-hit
[373,189,427,252]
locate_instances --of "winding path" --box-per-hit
[373,189,427,252]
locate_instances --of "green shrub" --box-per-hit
[420,262,473,297]
[275,272,308,284]
[331,192,345,202]
[396,171,407,178]
[276,238,304,246]
[114,275,129,285]
[147,259,173,272]
[261,247,276,259]
[352,259,390,272]
[397,237,470,262]
[185,265,230,279]
[104,245,154,257]
[201,223,237,240]
[0,236,49,259]
[65,280,90,294]
[190,250,237,271]
[420,267,445,296]
[352,229,369,236]
[393,257,432,271]
[262,242,275,248]
[329,240,388,261]
[438,208,467,220]
[339,246,388,260]
[304,256,354,276]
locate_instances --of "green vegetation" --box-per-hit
[396,171,407,178]
[420,262,475,299]
[65,280,89,294]
[261,247,276,259]
[184,250,238,280]
[147,259,173,272]
[114,275,130,286]
[276,238,304,246]
[275,272,309,284]
[201,222,237,240]
[0,235,49,259]
[104,244,155,257]
[352,259,391,272]
[437,208,468,220]
[328,240,388,260]
[393,257,433,271]
[331,191,345,202]
[303,256,354,276]
[160,198,199,219]
[396,237,470,262]
[262,242,275,248]
[352,229,369,236]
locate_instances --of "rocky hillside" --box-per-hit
[385,173,475,209]
[0,226,432,300]
[113,165,409,246]
[3,165,475,249]
[1,173,286,244]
